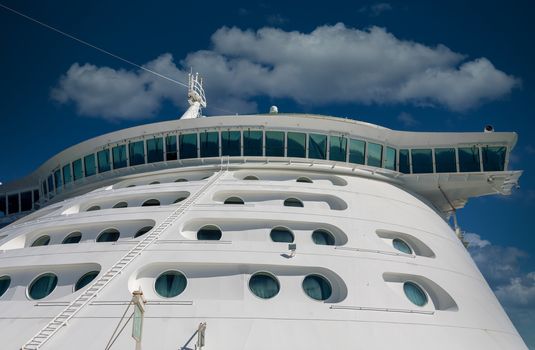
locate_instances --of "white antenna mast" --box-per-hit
[180,72,207,119]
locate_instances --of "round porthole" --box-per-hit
[0,276,11,298]
[62,232,82,244]
[134,226,153,238]
[393,238,413,255]
[174,196,188,203]
[312,229,335,246]
[302,274,332,301]
[175,178,188,183]
[31,235,50,247]
[155,271,187,298]
[197,225,222,240]
[28,273,58,300]
[149,181,160,185]
[87,205,101,212]
[142,199,160,207]
[112,201,128,209]
[270,227,294,243]
[284,198,303,207]
[249,272,279,299]
[296,177,313,183]
[243,175,259,180]
[403,281,428,307]
[224,197,244,205]
[127,184,136,188]
[74,271,99,291]
[97,229,120,242]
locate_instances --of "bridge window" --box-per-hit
[221,130,241,156]
[399,149,410,173]
[31,235,50,247]
[435,148,456,173]
[367,142,383,167]
[84,154,96,177]
[404,281,428,307]
[312,229,335,246]
[179,133,198,159]
[62,164,72,185]
[28,273,58,300]
[73,159,84,180]
[142,199,160,207]
[147,137,164,163]
[155,271,187,298]
[284,198,303,208]
[165,135,178,161]
[287,132,306,158]
[224,196,244,205]
[47,175,54,193]
[244,130,263,156]
[7,194,19,214]
[129,141,145,166]
[349,139,365,164]
[309,134,327,160]
[411,149,433,173]
[384,147,397,170]
[112,145,127,169]
[75,271,99,291]
[0,276,10,298]
[303,274,332,301]
[62,232,82,244]
[329,136,347,162]
[97,149,111,173]
[0,196,5,217]
[270,227,294,243]
[249,272,279,299]
[265,131,285,157]
[459,146,481,172]
[97,229,120,242]
[197,225,222,240]
[482,146,506,171]
[200,131,219,158]
[21,191,32,212]
[54,169,62,190]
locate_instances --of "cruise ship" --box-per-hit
[0,75,527,349]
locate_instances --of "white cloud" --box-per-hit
[495,272,535,307]
[52,24,520,120]
[464,232,490,248]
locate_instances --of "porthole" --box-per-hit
[87,205,101,211]
[302,274,332,301]
[149,181,160,185]
[62,232,82,244]
[393,238,413,255]
[284,198,303,207]
[74,271,99,291]
[97,229,120,242]
[403,281,428,307]
[249,272,279,299]
[197,225,222,240]
[28,273,58,300]
[155,271,187,298]
[142,199,160,207]
[134,226,153,238]
[296,177,313,183]
[0,276,11,298]
[243,175,259,180]
[175,178,188,182]
[312,229,335,246]
[174,196,188,203]
[127,184,136,188]
[270,227,294,243]
[31,235,50,247]
[224,196,244,205]
[112,201,128,209]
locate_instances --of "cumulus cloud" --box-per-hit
[52,23,520,120]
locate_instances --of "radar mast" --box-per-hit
[180,72,207,119]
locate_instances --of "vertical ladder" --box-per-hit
[21,171,225,350]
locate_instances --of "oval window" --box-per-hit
[270,227,294,243]
[174,196,188,203]
[112,201,128,209]
[31,235,51,247]
[312,229,335,246]
[249,272,279,299]
[97,229,120,242]
[243,175,259,180]
[175,178,188,182]
[87,205,101,211]
[127,184,136,188]
[149,181,160,185]
[75,271,99,291]
[29,273,58,300]
[155,271,187,298]
[224,197,244,205]
[134,226,153,238]
[284,198,303,207]
[296,177,313,183]
[0,276,11,298]
[62,232,82,244]
[142,199,160,207]
[403,281,428,307]
[393,238,413,254]
[197,225,222,240]
[303,275,332,301]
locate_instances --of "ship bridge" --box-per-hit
[0,113,521,226]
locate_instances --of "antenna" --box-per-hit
[181,72,207,119]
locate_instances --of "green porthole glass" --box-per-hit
[270,227,294,243]
[303,275,332,301]
[312,229,335,246]
[404,282,428,307]
[29,273,58,300]
[393,238,412,254]
[75,271,99,291]
[0,276,11,298]
[97,229,120,242]
[249,272,279,299]
[31,235,50,247]
[155,271,187,298]
[134,226,153,238]
[62,232,82,244]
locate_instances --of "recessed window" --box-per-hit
[303,275,332,301]
[74,271,99,291]
[270,227,294,243]
[142,199,160,207]
[175,178,188,182]
[113,201,128,209]
[97,229,120,242]
[312,229,335,246]
[284,198,303,208]
[134,226,153,238]
[28,273,58,300]
[149,181,160,185]
[224,197,244,205]
[393,238,413,254]
[243,175,259,180]
[87,205,101,212]
[404,281,428,307]
[197,225,222,240]
[31,235,50,247]
[174,196,188,203]
[0,276,11,298]
[127,184,136,188]
[62,232,82,244]
[155,271,187,298]
[296,177,313,183]
[249,272,279,299]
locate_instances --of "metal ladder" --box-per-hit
[21,171,225,350]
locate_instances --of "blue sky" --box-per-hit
[0,0,534,347]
